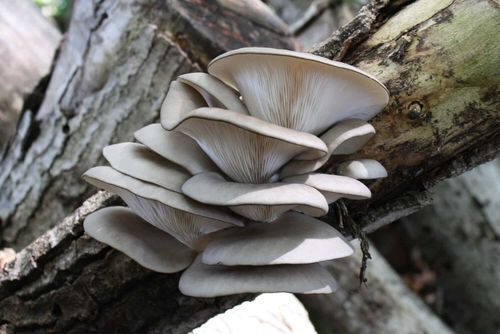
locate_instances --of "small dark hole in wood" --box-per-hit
[52,303,62,317]
[62,124,70,133]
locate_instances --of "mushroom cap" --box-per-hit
[282,173,371,203]
[103,142,189,192]
[82,166,243,249]
[202,211,354,266]
[179,255,337,297]
[177,72,247,114]
[208,47,389,134]
[84,207,196,273]
[160,80,207,120]
[182,172,328,222]
[296,119,375,160]
[337,159,388,179]
[134,124,219,175]
[162,107,327,183]
[280,119,376,178]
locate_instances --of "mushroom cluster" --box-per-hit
[83,47,389,297]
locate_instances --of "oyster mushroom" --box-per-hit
[337,159,388,179]
[280,119,377,178]
[163,106,327,183]
[134,124,219,175]
[83,167,243,250]
[179,256,337,298]
[85,206,196,273]
[202,212,353,266]
[282,173,371,204]
[208,47,389,134]
[181,172,328,222]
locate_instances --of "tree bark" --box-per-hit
[314,0,500,233]
[0,0,61,149]
[0,0,295,249]
[0,0,498,332]
[399,159,500,334]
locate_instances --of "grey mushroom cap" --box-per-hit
[280,119,376,178]
[103,142,190,192]
[282,173,371,204]
[337,159,388,179]
[182,172,329,222]
[208,47,389,134]
[84,207,196,273]
[179,255,337,297]
[177,72,247,114]
[82,166,243,249]
[162,107,327,183]
[134,124,219,175]
[202,211,354,266]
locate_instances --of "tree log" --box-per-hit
[0,0,60,149]
[0,0,295,249]
[0,0,498,332]
[400,159,500,334]
[317,0,500,233]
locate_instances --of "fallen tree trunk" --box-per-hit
[0,0,498,332]
[400,159,500,334]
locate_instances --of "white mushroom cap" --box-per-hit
[134,124,219,175]
[177,72,247,114]
[202,211,354,266]
[162,107,327,183]
[181,172,328,222]
[337,159,388,179]
[179,255,337,297]
[280,119,376,178]
[208,47,389,134]
[103,142,189,192]
[282,173,371,204]
[84,207,196,273]
[83,166,243,249]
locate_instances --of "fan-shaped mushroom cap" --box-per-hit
[208,47,389,134]
[162,107,327,183]
[134,124,219,175]
[282,173,371,204]
[160,80,207,118]
[103,142,189,192]
[179,256,337,297]
[296,119,375,160]
[337,159,388,179]
[182,172,328,222]
[178,72,247,114]
[280,119,376,178]
[82,167,243,250]
[84,207,196,273]
[202,212,353,266]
